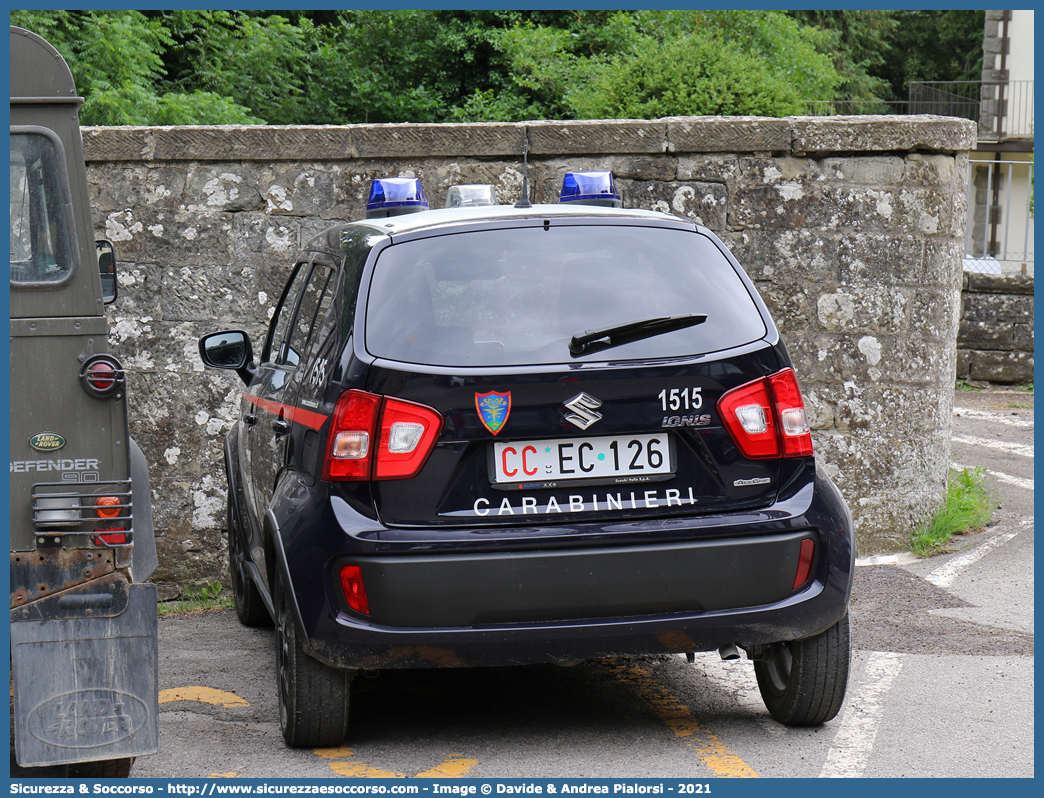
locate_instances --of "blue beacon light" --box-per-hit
[559,171,622,207]
[366,177,429,218]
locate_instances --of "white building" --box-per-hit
[965,9,1034,276]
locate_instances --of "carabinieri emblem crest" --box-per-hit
[475,391,511,435]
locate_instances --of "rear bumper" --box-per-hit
[337,530,816,627]
[280,466,855,669]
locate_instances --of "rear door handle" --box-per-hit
[272,417,291,436]
[244,413,257,427]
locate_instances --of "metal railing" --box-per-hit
[964,158,1034,276]
[805,80,1034,142]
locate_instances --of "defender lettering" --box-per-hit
[10,458,100,472]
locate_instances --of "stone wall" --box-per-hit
[82,115,977,595]
[958,273,1035,383]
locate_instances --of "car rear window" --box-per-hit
[364,224,766,366]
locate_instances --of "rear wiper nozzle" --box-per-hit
[569,313,707,356]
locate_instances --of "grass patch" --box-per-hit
[910,466,997,557]
[159,580,233,615]
[1007,401,1033,409]
[955,380,984,392]
[1016,382,1034,392]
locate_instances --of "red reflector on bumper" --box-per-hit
[340,565,371,615]
[94,532,128,545]
[793,538,815,590]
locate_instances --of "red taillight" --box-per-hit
[769,370,814,457]
[793,538,815,589]
[718,368,813,460]
[374,398,443,480]
[322,390,443,482]
[87,362,116,391]
[323,390,382,481]
[80,354,123,397]
[339,565,370,615]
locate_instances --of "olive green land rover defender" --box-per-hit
[10,26,158,777]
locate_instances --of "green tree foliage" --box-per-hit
[787,10,895,103]
[10,9,986,126]
[163,11,318,125]
[876,10,985,97]
[10,9,262,124]
[791,9,984,104]
[459,10,840,121]
[571,11,840,119]
[571,34,807,119]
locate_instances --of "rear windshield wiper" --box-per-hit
[569,313,708,356]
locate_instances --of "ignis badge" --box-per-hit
[29,433,65,452]
[476,391,511,435]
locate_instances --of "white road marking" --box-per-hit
[953,407,1035,429]
[925,528,1024,588]
[856,553,919,566]
[981,468,1034,491]
[819,652,904,778]
[952,434,1034,460]
[951,461,1034,492]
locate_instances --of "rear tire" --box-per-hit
[227,491,268,627]
[276,582,350,748]
[754,613,850,726]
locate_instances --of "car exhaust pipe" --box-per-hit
[718,643,742,661]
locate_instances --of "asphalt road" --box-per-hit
[14,389,1035,779]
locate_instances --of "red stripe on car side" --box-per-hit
[243,393,329,431]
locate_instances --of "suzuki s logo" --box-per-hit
[563,392,603,430]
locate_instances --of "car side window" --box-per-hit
[264,261,310,366]
[339,226,383,341]
[286,261,334,372]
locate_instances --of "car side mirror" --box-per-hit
[97,239,117,304]
[198,330,256,385]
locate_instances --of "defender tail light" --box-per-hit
[718,368,814,460]
[94,495,122,519]
[35,495,81,527]
[94,533,128,546]
[323,390,443,482]
[92,496,129,545]
[80,354,124,398]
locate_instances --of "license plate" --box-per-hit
[492,434,672,484]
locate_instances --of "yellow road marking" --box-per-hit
[314,746,356,760]
[209,773,239,778]
[159,686,250,708]
[315,749,476,778]
[606,661,759,778]
[415,755,479,778]
[328,761,405,778]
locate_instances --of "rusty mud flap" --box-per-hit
[11,583,159,768]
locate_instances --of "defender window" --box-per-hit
[9,130,75,285]
[365,225,767,367]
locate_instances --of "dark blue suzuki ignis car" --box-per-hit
[199,172,855,748]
